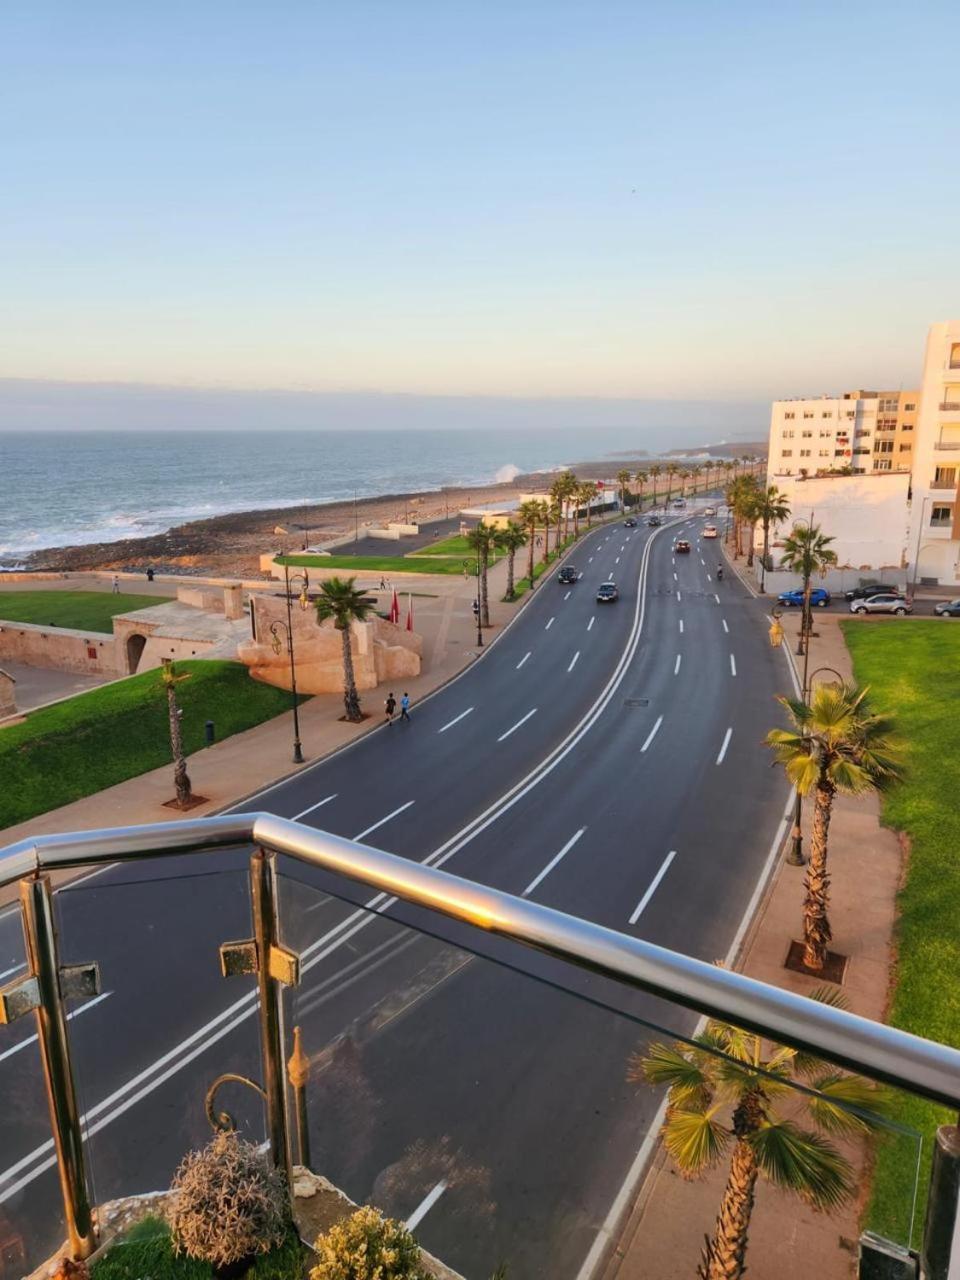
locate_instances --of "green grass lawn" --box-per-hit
[842,620,960,1244]
[412,533,503,562]
[0,661,305,831]
[276,552,476,576]
[90,1218,307,1280]
[0,590,172,633]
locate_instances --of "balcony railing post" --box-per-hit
[249,848,293,1189]
[20,874,98,1261]
[921,1125,960,1280]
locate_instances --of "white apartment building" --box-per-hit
[767,391,917,478]
[907,321,960,586]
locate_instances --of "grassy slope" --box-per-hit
[0,590,172,632]
[0,661,303,830]
[842,620,960,1244]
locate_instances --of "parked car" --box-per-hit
[843,583,902,602]
[675,539,691,554]
[624,517,637,527]
[596,581,619,603]
[777,587,831,608]
[702,524,718,538]
[849,594,913,616]
[934,599,960,617]
[557,565,579,585]
[647,515,663,527]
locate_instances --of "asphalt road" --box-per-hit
[0,503,794,1278]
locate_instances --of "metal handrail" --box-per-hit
[5,812,960,1108]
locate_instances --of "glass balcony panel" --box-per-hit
[275,865,924,1280]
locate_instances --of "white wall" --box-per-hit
[762,472,910,574]
[907,321,960,585]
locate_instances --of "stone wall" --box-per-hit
[0,620,116,674]
[0,669,16,717]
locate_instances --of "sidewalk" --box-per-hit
[606,585,904,1278]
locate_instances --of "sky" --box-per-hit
[1,0,957,426]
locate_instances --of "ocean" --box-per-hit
[0,427,679,561]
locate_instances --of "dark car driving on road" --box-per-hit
[647,515,662,527]
[675,539,691,553]
[844,583,902,601]
[624,517,637,527]
[558,565,579,585]
[596,582,619,603]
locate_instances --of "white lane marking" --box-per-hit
[722,619,729,633]
[0,963,25,983]
[615,556,620,565]
[0,992,112,1066]
[717,727,733,765]
[629,851,677,924]
[497,708,537,742]
[516,651,531,669]
[730,653,737,677]
[678,619,684,634]
[587,616,595,632]
[354,801,415,842]
[640,715,663,752]
[674,654,681,675]
[545,617,555,630]
[707,574,712,582]
[564,591,571,601]
[676,590,681,602]
[567,651,580,673]
[438,707,474,734]
[523,828,586,896]
[405,1180,448,1231]
[292,794,338,822]
[673,572,677,581]
[714,593,720,604]
[588,556,593,563]
[700,557,705,565]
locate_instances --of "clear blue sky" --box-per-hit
[1,0,957,409]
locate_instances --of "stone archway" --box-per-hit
[126,633,147,674]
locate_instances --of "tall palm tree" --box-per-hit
[496,521,527,601]
[579,481,597,528]
[548,498,563,555]
[556,470,578,543]
[160,659,192,808]
[767,682,902,971]
[466,523,498,625]
[315,576,375,722]
[617,468,632,512]
[517,499,546,587]
[549,476,568,547]
[753,485,791,591]
[666,463,680,503]
[779,523,837,655]
[649,464,662,508]
[633,995,888,1280]
[635,469,648,511]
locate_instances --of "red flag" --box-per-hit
[390,588,400,624]
[406,593,414,632]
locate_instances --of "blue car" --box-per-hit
[777,587,831,608]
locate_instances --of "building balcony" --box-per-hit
[3,816,960,1280]
[939,402,960,415]
[934,441,960,451]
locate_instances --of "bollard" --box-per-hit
[921,1126,960,1280]
[204,719,215,747]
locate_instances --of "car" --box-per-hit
[646,515,663,527]
[850,594,913,616]
[672,499,685,509]
[703,507,717,517]
[624,517,637,527]
[675,539,691,554]
[843,583,902,602]
[935,599,960,617]
[702,524,718,538]
[596,581,619,603]
[557,565,579,585]
[777,587,831,608]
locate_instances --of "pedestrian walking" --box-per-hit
[384,691,396,726]
[399,692,411,723]
[379,575,387,590]
[112,574,120,594]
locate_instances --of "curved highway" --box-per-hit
[0,504,794,1278]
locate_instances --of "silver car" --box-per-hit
[849,593,912,616]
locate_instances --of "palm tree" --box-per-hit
[579,482,597,528]
[649,464,662,508]
[632,994,888,1280]
[753,485,791,591]
[635,469,648,511]
[517,499,546,587]
[666,463,680,503]
[496,521,527,601]
[466,523,498,625]
[766,682,902,971]
[549,476,568,547]
[617,468,632,512]
[315,576,375,722]
[548,498,563,555]
[779,523,837,655]
[555,470,578,543]
[160,659,192,808]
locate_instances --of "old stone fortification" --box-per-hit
[0,620,116,675]
[238,592,421,694]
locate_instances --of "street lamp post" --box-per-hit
[475,538,483,647]
[909,494,932,602]
[270,564,309,764]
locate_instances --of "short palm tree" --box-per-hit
[315,577,375,722]
[517,499,546,587]
[466,523,498,625]
[496,521,527,601]
[617,468,632,512]
[779,524,837,654]
[635,469,648,510]
[649,464,662,507]
[633,994,887,1280]
[160,659,192,808]
[766,682,902,971]
[753,485,791,591]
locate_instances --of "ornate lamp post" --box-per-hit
[270,565,309,764]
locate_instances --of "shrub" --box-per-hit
[310,1206,427,1280]
[168,1132,290,1271]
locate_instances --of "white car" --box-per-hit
[703,525,718,538]
[703,507,717,517]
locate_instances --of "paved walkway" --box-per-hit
[605,561,904,1279]
[0,661,111,713]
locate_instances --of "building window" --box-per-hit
[819,430,832,438]
[853,447,870,455]
[801,429,812,438]
[834,449,847,457]
[821,411,833,418]
[875,459,892,471]
[782,429,794,438]
[904,402,916,411]
[950,344,960,369]
[931,505,954,526]
[934,467,956,487]
[845,411,855,419]
[901,423,913,431]
[879,398,899,412]
[784,411,795,419]
[875,440,894,453]
[781,449,793,458]
[803,412,814,419]
[899,443,912,452]
[800,449,811,457]
[819,449,830,457]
